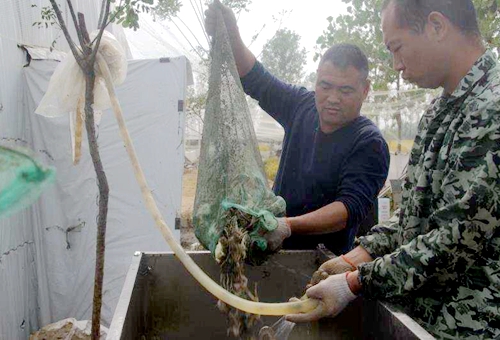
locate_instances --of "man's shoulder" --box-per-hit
[466,65,500,124]
[297,88,316,104]
[287,92,318,119]
[352,116,385,140]
[343,117,389,159]
[471,62,500,105]
[455,66,500,145]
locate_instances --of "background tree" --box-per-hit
[315,0,394,91]
[475,0,500,53]
[261,28,308,84]
[218,0,253,14]
[315,0,500,90]
[301,71,317,90]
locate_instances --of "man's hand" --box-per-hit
[286,273,357,323]
[264,217,291,252]
[204,0,238,37]
[309,256,356,287]
[204,0,256,76]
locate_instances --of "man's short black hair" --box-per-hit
[320,43,369,80]
[382,0,480,36]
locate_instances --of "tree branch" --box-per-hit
[48,0,85,68]
[248,23,266,48]
[77,13,91,53]
[188,0,210,46]
[97,0,107,29]
[176,16,209,54]
[89,0,111,66]
[169,19,207,59]
[66,0,86,47]
[90,0,124,47]
[256,11,288,59]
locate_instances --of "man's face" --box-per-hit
[314,61,369,133]
[382,3,447,89]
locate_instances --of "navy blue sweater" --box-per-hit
[241,62,389,255]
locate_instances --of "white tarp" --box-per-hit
[21,56,188,328]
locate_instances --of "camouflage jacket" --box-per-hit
[357,50,500,339]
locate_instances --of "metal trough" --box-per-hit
[107,251,434,339]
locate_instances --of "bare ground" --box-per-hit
[180,169,203,249]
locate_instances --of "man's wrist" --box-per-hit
[346,270,362,295]
[282,217,292,237]
[286,216,297,233]
[341,255,357,271]
[347,246,374,265]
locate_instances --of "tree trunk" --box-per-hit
[84,70,109,340]
[77,13,110,340]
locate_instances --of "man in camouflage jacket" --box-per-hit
[356,47,500,338]
[286,1,500,338]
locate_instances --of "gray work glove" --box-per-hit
[286,273,357,323]
[264,217,291,252]
[309,255,356,287]
[204,0,238,37]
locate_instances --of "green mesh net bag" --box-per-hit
[0,144,55,219]
[193,8,286,265]
[193,7,288,337]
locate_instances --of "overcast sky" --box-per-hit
[172,0,348,72]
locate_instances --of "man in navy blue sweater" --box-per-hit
[205,2,390,256]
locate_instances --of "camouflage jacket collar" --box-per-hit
[446,49,497,102]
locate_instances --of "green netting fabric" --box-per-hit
[0,145,55,218]
[193,10,286,262]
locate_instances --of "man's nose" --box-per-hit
[326,90,341,104]
[393,55,404,72]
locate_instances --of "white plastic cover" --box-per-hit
[34,31,128,164]
[35,31,127,118]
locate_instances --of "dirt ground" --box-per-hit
[180,169,202,249]
[181,169,198,214]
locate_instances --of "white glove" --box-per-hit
[204,0,238,37]
[309,255,356,287]
[286,273,357,323]
[264,217,291,252]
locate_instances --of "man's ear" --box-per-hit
[363,79,371,99]
[427,11,449,41]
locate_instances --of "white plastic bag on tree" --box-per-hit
[35,31,127,164]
